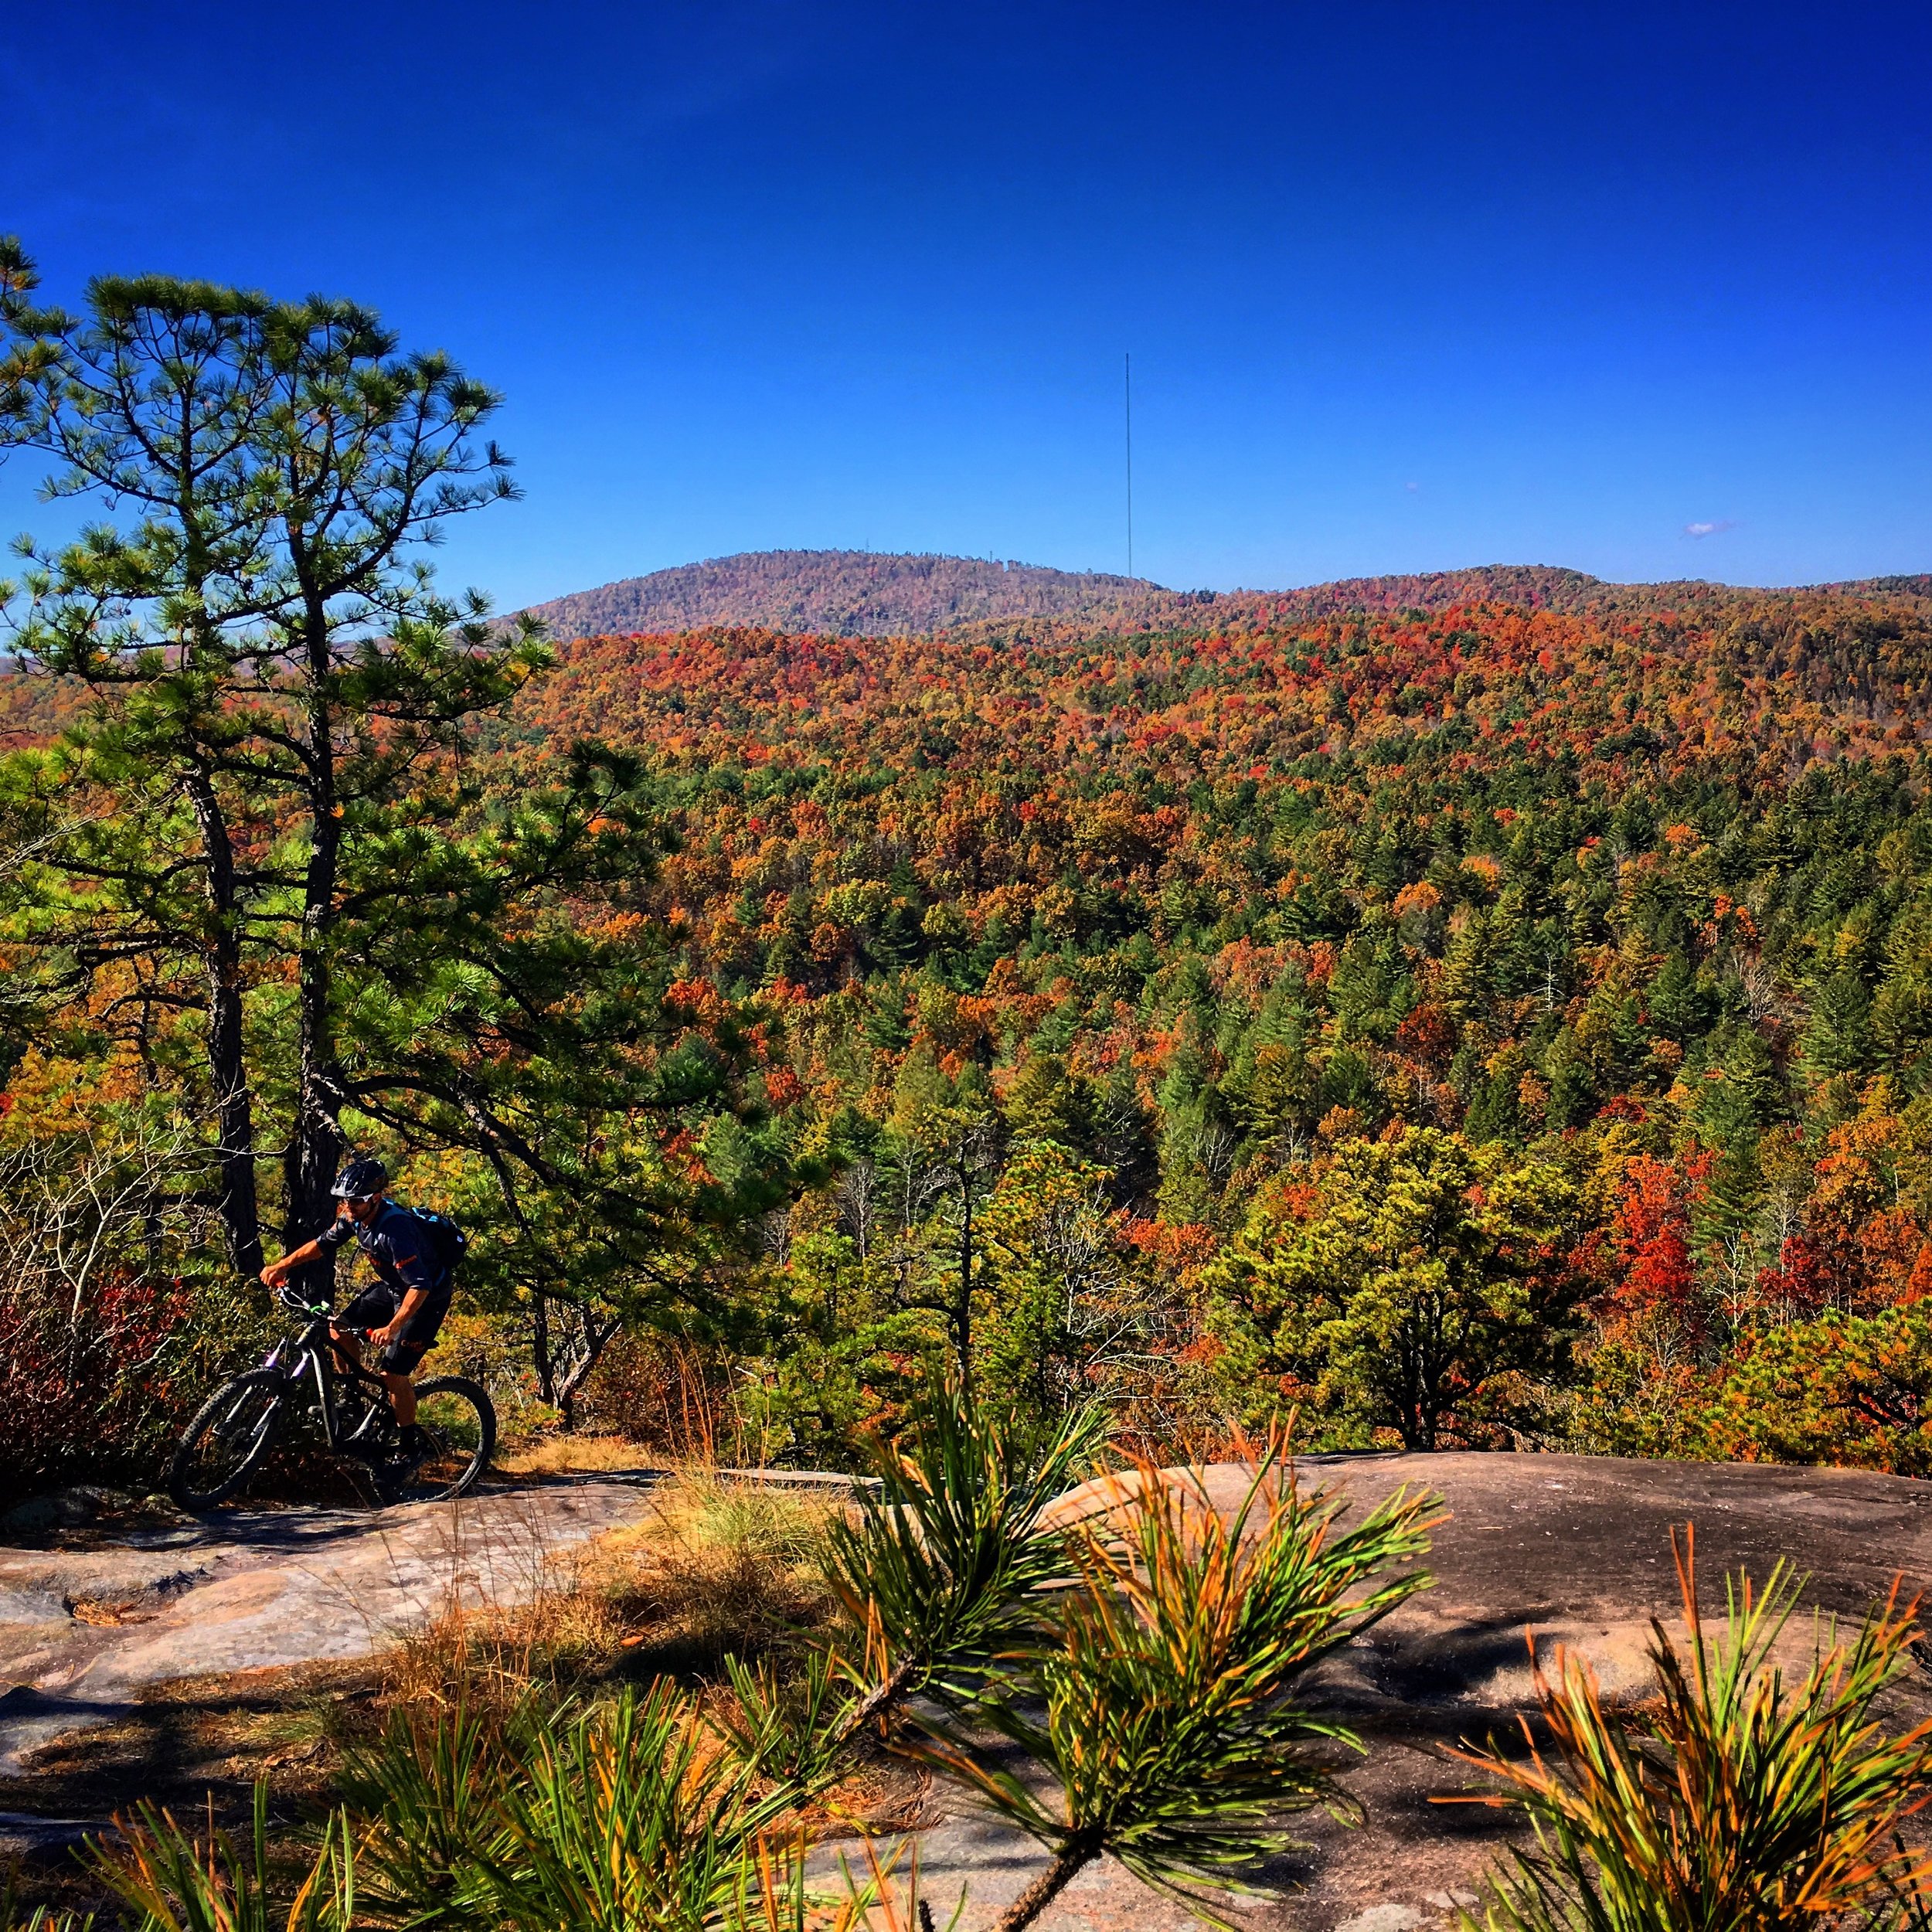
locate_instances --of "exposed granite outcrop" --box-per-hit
[5,1454,1929,1929]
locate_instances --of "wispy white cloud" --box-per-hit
[1683,519,1736,539]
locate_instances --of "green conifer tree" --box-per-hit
[0,247,773,1355]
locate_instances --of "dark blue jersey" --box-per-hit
[317,1200,450,1301]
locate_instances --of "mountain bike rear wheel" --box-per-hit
[388,1376,495,1503]
[169,1370,286,1509]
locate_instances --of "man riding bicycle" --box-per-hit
[260,1156,458,1471]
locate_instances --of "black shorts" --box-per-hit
[338,1284,452,1375]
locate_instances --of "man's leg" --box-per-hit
[381,1370,418,1428]
[332,1287,393,1374]
[378,1297,447,1448]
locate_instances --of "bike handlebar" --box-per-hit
[267,1283,382,1342]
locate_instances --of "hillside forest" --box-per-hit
[6,252,1932,1489]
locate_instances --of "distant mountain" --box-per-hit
[521,550,1176,642]
[1214,566,1932,625]
[522,551,1932,644]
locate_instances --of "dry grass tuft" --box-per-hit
[379,1572,629,1719]
[374,1471,838,1723]
[495,1432,658,1478]
[359,1468,926,1852]
[600,1472,836,1675]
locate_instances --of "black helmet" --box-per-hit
[330,1155,389,1200]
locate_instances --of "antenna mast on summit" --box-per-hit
[1124,352,1134,580]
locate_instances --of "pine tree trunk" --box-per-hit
[184,767,263,1277]
[556,1311,621,1429]
[532,1291,556,1404]
[956,1149,975,1394]
[994,1838,1098,1932]
[284,611,345,1278]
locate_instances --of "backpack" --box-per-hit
[410,1207,469,1281]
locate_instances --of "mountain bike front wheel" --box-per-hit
[169,1369,287,1510]
[389,1377,495,1503]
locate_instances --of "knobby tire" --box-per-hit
[388,1376,495,1504]
[168,1369,286,1510]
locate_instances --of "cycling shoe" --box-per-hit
[374,1444,432,1502]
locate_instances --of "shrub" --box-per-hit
[1451,1530,1932,1930]
[818,1383,1111,1723]
[0,1268,198,1488]
[0,1121,247,1493]
[917,1435,1440,1930]
[1709,1305,1932,1475]
[83,1786,355,1932]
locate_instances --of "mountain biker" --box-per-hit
[260,1156,457,1469]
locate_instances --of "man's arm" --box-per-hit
[370,1286,431,1350]
[262,1215,349,1290]
[261,1237,326,1289]
[366,1217,443,1352]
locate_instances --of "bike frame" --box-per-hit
[261,1308,395,1449]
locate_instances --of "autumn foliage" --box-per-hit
[12,566,1932,1469]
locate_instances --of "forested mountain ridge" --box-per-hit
[520,549,1162,641]
[15,539,1932,1477]
[520,547,1932,642]
[521,586,1932,784]
[495,582,1932,1463]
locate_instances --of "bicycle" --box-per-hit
[168,1282,495,1511]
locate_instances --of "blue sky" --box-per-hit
[2,1,1927,604]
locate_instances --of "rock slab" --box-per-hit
[8,1453,1932,1930]
[931,1452,1932,1929]
[0,1475,665,1776]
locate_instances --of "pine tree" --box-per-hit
[1002,1051,1097,1153]
[1804,967,1874,1083]
[0,249,770,1344]
[1,257,539,1265]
